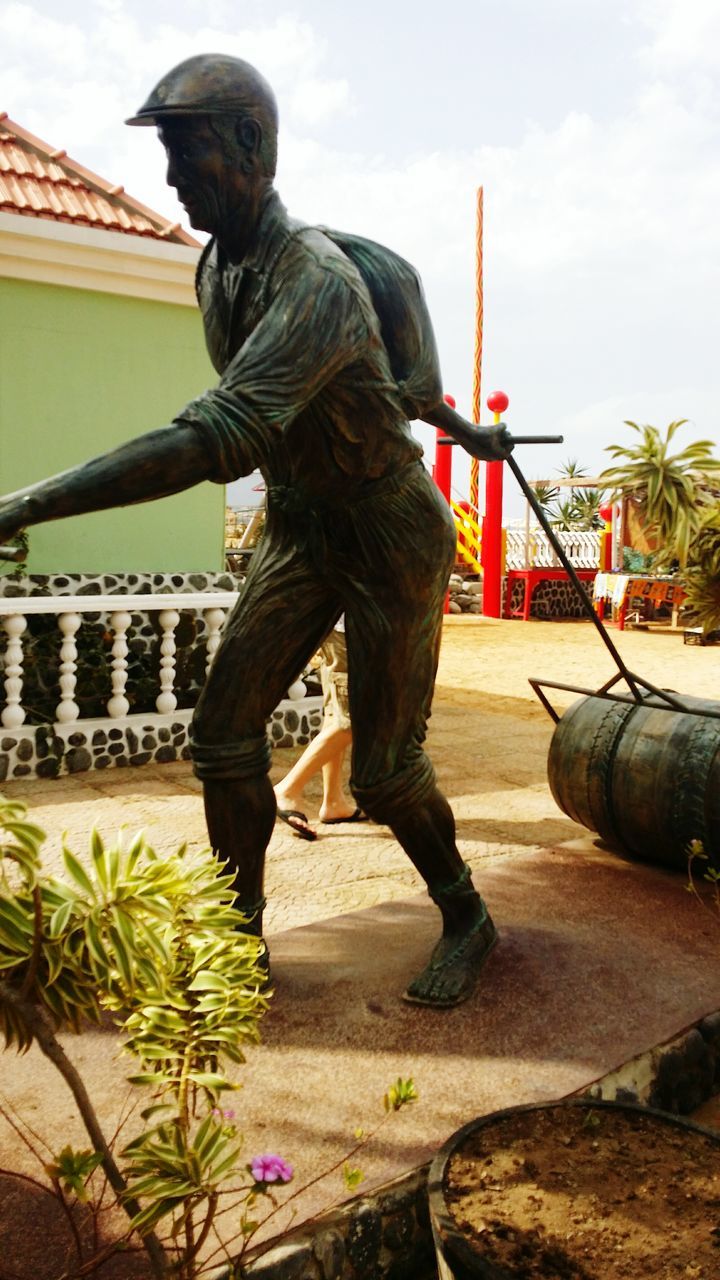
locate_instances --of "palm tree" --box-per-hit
[550,498,581,531]
[530,481,560,515]
[600,420,720,567]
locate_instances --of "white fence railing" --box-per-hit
[0,592,241,731]
[505,528,600,570]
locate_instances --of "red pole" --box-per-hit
[482,390,508,617]
[433,393,455,504]
[599,503,613,572]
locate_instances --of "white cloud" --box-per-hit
[636,0,720,73]
[290,77,352,128]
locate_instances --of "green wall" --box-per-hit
[0,277,223,574]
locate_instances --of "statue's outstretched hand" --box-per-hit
[465,422,515,462]
[0,499,26,547]
[421,401,515,462]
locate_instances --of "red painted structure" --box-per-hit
[481,390,509,617]
[433,393,456,504]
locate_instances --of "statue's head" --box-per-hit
[127,54,278,239]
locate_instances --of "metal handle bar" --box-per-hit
[508,435,564,445]
[506,453,681,708]
[436,434,564,446]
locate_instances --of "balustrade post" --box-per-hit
[56,612,82,724]
[107,610,132,718]
[156,608,180,714]
[1,613,27,729]
[204,607,227,674]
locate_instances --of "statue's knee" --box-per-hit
[189,731,272,781]
[351,754,436,826]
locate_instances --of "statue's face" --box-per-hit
[159,116,243,237]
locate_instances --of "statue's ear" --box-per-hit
[235,117,262,172]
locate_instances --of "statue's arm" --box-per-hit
[421,400,514,462]
[0,422,213,543]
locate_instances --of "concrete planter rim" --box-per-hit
[427,1096,720,1280]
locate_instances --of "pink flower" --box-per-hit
[250,1153,293,1184]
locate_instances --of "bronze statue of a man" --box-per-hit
[0,55,513,1006]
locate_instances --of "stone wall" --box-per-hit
[0,572,323,781]
[0,698,324,784]
[505,576,592,619]
[448,574,591,619]
[447,574,482,614]
[0,570,239,599]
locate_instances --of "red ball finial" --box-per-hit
[487,390,509,414]
[599,504,613,524]
[443,393,456,409]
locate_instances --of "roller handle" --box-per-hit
[508,434,564,445]
[436,434,564,446]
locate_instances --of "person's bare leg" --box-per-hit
[318,727,354,820]
[274,723,352,830]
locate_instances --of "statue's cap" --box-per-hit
[125,54,278,127]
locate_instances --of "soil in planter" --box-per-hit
[444,1104,720,1279]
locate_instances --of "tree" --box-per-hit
[600,420,720,568]
[600,419,720,633]
[531,460,602,531]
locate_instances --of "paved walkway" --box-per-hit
[1,617,719,1271]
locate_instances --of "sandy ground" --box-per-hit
[0,615,719,1277]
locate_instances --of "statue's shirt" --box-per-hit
[177,190,424,503]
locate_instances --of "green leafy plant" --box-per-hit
[530,481,560,514]
[0,529,29,580]
[687,839,720,920]
[600,420,720,568]
[0,795,267,1277]
[681,507,720,634]
[531,461,602,532]
[0,797,419,1278]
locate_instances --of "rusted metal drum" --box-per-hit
[548,691,720,869]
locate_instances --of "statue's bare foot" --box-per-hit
[402,907,497,1008]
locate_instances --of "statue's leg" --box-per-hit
[190,525,339,955]
[346,468,496,1007]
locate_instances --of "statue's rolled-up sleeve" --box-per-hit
[175,256,370,482]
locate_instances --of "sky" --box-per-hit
[2,0,719,518]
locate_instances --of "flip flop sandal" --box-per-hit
[277,808,317,841]
[322,808,369,825]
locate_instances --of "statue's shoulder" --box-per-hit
[281,221,358,277]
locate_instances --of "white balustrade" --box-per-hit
[56,611,82,724]
[0,591,238,732]
[1,612,27,729]
[107,609,132,719]
[505,528,600,571]
[204,606,228,673]
[156,608,180,714]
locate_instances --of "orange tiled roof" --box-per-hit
[0,113,200,247]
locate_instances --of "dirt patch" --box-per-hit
[443,1103,720,1278]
